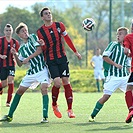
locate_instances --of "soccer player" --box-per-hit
[0,24,19,107]
[90,48,105,92]
[89,27,131,122]
[37,7,82,118]
[0,22,50,123]
[123,20,133,123]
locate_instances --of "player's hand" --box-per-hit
[124,48,130,57]
[114,63,122,69]
[23,58,30,64]
[0,55,7,59]
[11,47,17,55]
[38,39,45,46]
[75,52,82,60]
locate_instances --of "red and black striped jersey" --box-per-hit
[37,22,67,61]
[0,36,19,67]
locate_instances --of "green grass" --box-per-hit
[0,92,133,133]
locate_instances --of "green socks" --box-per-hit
[43,95,49,118]
[96,81,100,92]
[8,93,21,118]
[91,101,103,118]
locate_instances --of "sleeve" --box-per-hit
[60,22,67,36]
[124,35,130,49]
[60,22,77,52]
[18,53,25,62]
[102,42,116,57]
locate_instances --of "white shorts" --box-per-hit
[94,69,105,79]
[20,67,50,89]
[103,76,129,95]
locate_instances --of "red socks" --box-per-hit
[125,90,133,112]
[7,83,14,104]
[52,86,60,106]
[63,84,73,110]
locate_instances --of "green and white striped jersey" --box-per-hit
[103,41,131,77]
[18,34,45,75]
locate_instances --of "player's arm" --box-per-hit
[23,46,42,64]
[61,22,82,60]
[10,47,23,67]
[103,56,122,69]
[90,59,94,68]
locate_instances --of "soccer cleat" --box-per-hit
[89,116,95,122]
[52,105,62,118]
[6,103,11,107]
[0,115,13,122]
[41,118,48,123]
[67,109,75,118]
[125,110,133,123]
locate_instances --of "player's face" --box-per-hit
[4,27,13,37]
[117,30,126,43]
[18,27,29,41]
[42,10,52,21]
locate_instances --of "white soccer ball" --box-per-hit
[82,18,95,31]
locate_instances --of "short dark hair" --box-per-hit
[5,24,12,28]
[15,22,28,34]
[39,7,50,17]
[4,24,13,30]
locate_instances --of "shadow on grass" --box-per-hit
[74,121,133,131]
[0,121,72,128]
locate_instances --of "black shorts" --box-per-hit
[47,56,70,79]
[127,72,133,83]
[0,66,15,80]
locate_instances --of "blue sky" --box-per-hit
[0,0,87,14]
[0,0,47,13]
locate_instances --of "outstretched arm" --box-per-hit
[64,34,82,60]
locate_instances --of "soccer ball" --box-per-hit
[82,18,95,31]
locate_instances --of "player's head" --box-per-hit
[39,7,52,22]
[4,24,13,37]
[15,22,29,41]
[117,27,129,43]
[96,48,101,55]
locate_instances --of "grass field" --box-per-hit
[0,92,133,133]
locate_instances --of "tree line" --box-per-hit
[0,0,133,68]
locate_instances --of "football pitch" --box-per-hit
[0,92,133,133]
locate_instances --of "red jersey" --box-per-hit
[124,33,133,72]
[0,36,19,67]
[37,22,67,61]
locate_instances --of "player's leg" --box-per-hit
[38,68,50,123]
[47,63,62,118]
[60,62,75,118]
[124,73,133,123]
[94,70,100,92]
[6,67,15,106]
[6,76,14,107]
[40,83,49,123]
[0,67,9,94]
[89,76,118,122]
[89,94,110,122]
[0,85,28,122]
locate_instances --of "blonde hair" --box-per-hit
[15,22,28,34]
[117,27,129,35]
